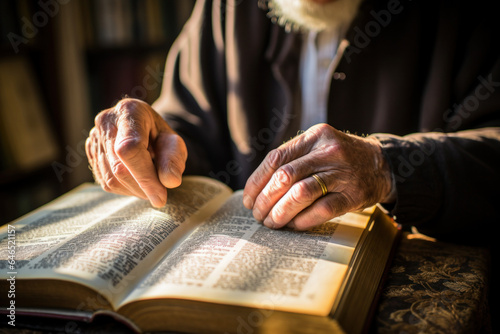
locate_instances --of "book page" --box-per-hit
[0,184,128,271]
[121,191,368,316]
[0,176,232,308]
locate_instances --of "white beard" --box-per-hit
[266,0,363,32]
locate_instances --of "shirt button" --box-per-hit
[333,72,346,80]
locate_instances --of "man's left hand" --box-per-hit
[242,124,394,230]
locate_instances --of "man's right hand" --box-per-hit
[85,98,187,207]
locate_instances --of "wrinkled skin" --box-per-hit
[85,98,187,207]
[242,123,393,230]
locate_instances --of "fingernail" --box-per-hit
[253,207,263,221]
[243,195,253,209]
[164,164,182,188]
[263,216,275,229]
[150,194,166,208]
[169,163,182,180]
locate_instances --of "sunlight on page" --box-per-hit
[123,234,349,316]
[2,177,233,309]
[0,185,130,273]
[120,193,370,316]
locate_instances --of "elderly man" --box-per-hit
[86,0,500,243]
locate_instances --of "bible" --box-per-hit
[0,176,399,333]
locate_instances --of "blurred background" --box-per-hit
[0,0,195,225]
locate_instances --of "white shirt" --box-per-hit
[299,28,349,130]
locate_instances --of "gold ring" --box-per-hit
[312,174,328,196]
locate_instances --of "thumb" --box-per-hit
[154,131,188,188]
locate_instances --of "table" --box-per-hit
[373,233,492,333]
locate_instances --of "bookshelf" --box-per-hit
[0,0,195,225]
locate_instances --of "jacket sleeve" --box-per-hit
[375,2,500,243]
[376,63,500,243]
[377,127,500,243]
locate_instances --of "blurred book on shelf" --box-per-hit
[80,0,194,48]
[0,56,59,173]
[80,0,195,111]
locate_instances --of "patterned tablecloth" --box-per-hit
[373,232,492,334]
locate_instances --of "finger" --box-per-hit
[85,131,96,175]
[92,135,111,190]
[114,110,167,208]
[93,111,147,199]
[89,130,109,187]
[262,173,327,229]
[86,133,102,184]
[243,132,314,210]
[287,192,351,231]
[96,134,136,198]
[100,121,149,199]
[155,131,187,189]
[250,163,296,221]
[243,148,287,210]
[251,154,322,222]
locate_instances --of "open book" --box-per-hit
[0,176,399,333]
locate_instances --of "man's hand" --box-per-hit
[243,124,393,230]
[85,98,187,207]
